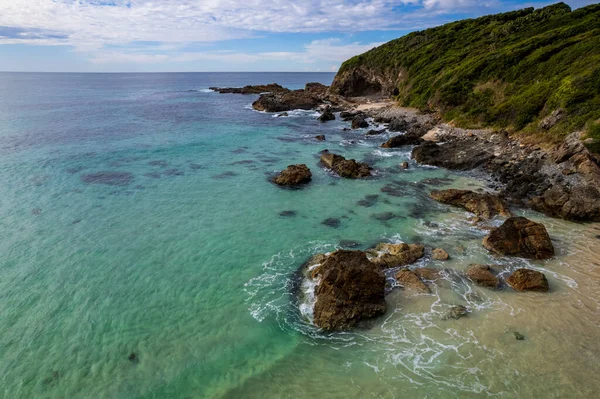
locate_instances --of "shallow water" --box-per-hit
[1,72,599,398]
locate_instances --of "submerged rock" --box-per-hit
[483,217,555,259]
[432,248,450,260]
[279,210,297,217]
[320,151,371,179]
[322,217,341,228]
[273,164,312,187]
[413,268,442,281]
[430,189,511,219]
[369,243,425,269]
[506,269,549,292]
[128,352,139,363]
[315,135,326,141]
[339,240,361,248]
[400,162,409,170]
[466,264,500,288]
[514,331,526,340]
[357,194,379,207]
[311,250,387,331]
[395,269,430,293]
[442,305,469,320]
[81,171,134,186]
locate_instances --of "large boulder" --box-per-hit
[430,189,511,219]
[466,264,500,288]
[369,243,425,268]
[483,217,555,259]
[318,107,335,123]
[312,250,387,331]
[506,269,549,292]
[395,269,430,293]
[320,151,371,178]
[351,114,369,129]
[412,141,494,170]
[273,164,312,186]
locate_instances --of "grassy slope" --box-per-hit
[338,2,600,144]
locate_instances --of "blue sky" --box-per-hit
[0,0,596,72]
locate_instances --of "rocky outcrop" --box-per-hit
[466,264,500,288]
[414,268,441,281]
[442,305,469,320]
[430,189,511,219]
[320,151,371,178]
[330,65,398,97]
[412,140,494,170]
[483,217,555,259]
[506,269,549,292]
[311,250,387,331]
[368,243,425,268]
[272,164,312,186]
[253,91,323,112]
[395,269,430,293]
[210,83,289,94]
[315,135,326,141]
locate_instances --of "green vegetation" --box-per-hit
[338,2,600,143]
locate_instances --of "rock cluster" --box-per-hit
[368,243,425,268]
[430,189,511,219]
[483,217,555,259]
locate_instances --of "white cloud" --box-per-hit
[0,0,502,50]
[88,39,383,67]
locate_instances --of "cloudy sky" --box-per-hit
[0,0,595,72]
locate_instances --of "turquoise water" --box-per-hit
[1,73,600,398]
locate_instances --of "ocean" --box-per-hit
[1,72,599,398]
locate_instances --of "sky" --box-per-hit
[0,0,596,72]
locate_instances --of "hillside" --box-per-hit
[331,2,600,147]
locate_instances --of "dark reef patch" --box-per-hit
[279,210,297,217]
[357,194,379,207]
[81,171,134,186]
[322,218,341,228]
[212,171,238,179]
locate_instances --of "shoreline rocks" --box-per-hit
[430,189,511,219]
[368,243,425,268]
[483,217,555,259]
[273,164,312,187]
[506,269,549,292]
[466,264,500,288]
[210,83,289,94]
[320,150,371,179]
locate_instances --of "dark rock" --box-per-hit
[72,219,82,224]
[514,332,526,340]
[81,171,134,186]
[506,269,549,292]
[442,305,469,320]
[318,107,335,123]
[340,110,361,121]
[320,151,371,179]
[164,168,184,176]
[31,208,42,215]
[413,268,441,281]
[381,132,423,148]
[430,189,511,219]
[412,141,493,170]
[279,210,297,217]
[252,88,323,112]
[148,160,168,167]
[483,217,555,259]
[395,269,430,293]
[273,164,312,186]
[539,108,564,130]
[304,82,329,95]
[366,129,386,136]
[128,352,139,363]
[315,135,326,141]
[400,162,409,170]
[388,118,409,132]
[210,83,289,94]
[322,218,341,228]
[371,212,396,222]
[351,115,369,129]
[189,163,204,170]
[466,264,500,288]
[312,250,387,330]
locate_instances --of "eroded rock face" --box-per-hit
[483,217,555,259]
[395,269,430,293]
[320,151,371,179]
[369,243,425,268]
[466,264,499,288]
[273,164,312,186]
[506,269,549,292]
[412,141,494,171]
[311,250,387,331]
[430,189,511,219]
